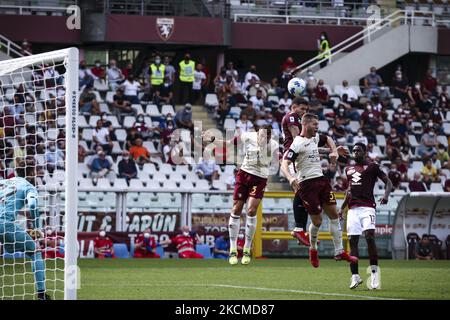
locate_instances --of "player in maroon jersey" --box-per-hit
[339,143,392,290]
[281,97,348,247]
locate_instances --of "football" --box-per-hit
[287,77,306,97]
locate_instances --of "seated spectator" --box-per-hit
[94,230,115,259]
[78,142,87,163]
[122,62,133,79]
[91,60,106,80]
[409,172,427,192]
[118,150,138,183]
[163,139,186,165]
[336,94,359,121]
[421,159,440,182]
[21,39,32,55]
[132,114,153,140]
[121,74,141,104]
[364,66,388,99]
[112,87,133,115]
[386,128,407,162]
[352,129,368,146]
[388,163,402,191]
[279,91,292,109]
[417,129,438,159]
[79,60,96,88]
[240,101,257,122]
[274,104,287,124]
[214,67,228,99]
[445,179,450,192]
[45,142,65,174]
[266,113,281,137]
[153,76,174,106]
[225,168,238,190]
[391,70,408,100]
[107,59,125,90]
[79,85,100,115]
[437,85,449,109]
[360,103,384,143]
[314,79,334,108]
[415,235,433,260]
[437,144,449,168]
[243,65,260,89]
[90,150,115,184]
[407,82,424,108]
[133,228,160,258]
[216,96,231,127]
[93,119,113,155]
[421,69,438,97]
[129,138,153,166]
[161,226,204,259]
[213,232,230,259]
[337,80,358,102]
[126,127,143,150]
[195,152,220,189]
[250,89,266,112]
[367,143,380,162]
[175,103,194,132]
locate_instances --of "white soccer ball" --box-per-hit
[287,77,306,97]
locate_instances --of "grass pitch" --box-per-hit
[2,258,450,299]
[77,258,450,300]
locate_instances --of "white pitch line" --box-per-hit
[209,284,404,300]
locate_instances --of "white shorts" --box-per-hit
[346,207,376,236]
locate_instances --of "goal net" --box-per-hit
[0,48,79,300]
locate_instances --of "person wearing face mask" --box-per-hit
[193,63,207,105]
[386,128,406,162]
[418,128,439,159]
[244,65,260,89]
[353,129,368,145]
[132,114,152,139]
[154,76,174,106]
[160,226,204,259]
[421,69,438,97]
[407,82,424,108]
[121,74,141,105]
[107,59,125,90]
[364,67,384,100]
[317,32,331,69]
[314,79,334,108]
[391,70,408,100]
[112,87,133,115]
[149,55,165,97]
[360,103,383,142]
[178,53,195,104]
[133,228,160,258]
[94,230,115,259]
[436,144,449,168]
[78,60,97,88]
[118,150,138,184]
[91,59,106,80]
[175,103,194,132]
[93,119,113,155]
[195,150,220,188]
[79,84,101,115]
[429,108,443,129]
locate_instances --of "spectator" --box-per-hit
[93,119,112,155]
[352,129,368,146]
[94,230,115,259]
[321,159,336,181]
[436,144,449,168]
[386,128,407,162]
[121,74,141,104]
[178,53,195,104]
[121,62,133,79]
[118,150,138,183]
[213,232,230,259]
[20,39,32,55]
[409,172,427,192]
[279,91,292,109]
[132,114,153,139]
[314,79,334,108]
[240,101,257,122]
[445,179,450,192]
[418,129,438,159]
[126,127,143,150]
[337,80,358,102]
[214,67,228,100]
[388,163,402,191]
[91,59,106,80]
[45,142,65,174]
[216,96,231,127]
[13,138,26,167]
[163,138,186,165]
[163,56,176,86]
[133,228,160,258]
[367,143,380,162]
[195,152,220,189]
[338,94,359,120]
[318,31,331,68]
[79,60,96,88]
[415,235,433,260]
[391,70,408,100]
[175,103,194,132]
[250,89,266,112]
[266,113,281,137]
[364,67,387,99]
[226,61,239,81]
[90,151,115,184]
[193,63,207,105]
[360,103,384,143]
[274,103,287,123]
[112,87,133,115]
[129,138,153,166]
[161,226,204,259]
[79,85,100,115]
[149,55,165,97]
[421,69,438,97]
[78,142,87,164]
[153,76,174,106]
[407,82,424,108]
[107,59,125,90]
[333,176,347,192]
[235,113,254,135]
[437,85,449,109]
[243,65,260,89]
[421,159,440,182]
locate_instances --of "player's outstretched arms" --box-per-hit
[325,136,339,164]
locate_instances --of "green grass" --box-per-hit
[2,258,450,299]
[76,259,450,300]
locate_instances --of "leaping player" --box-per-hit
[281,98,348,246]
[280,113,357,268]
[0,169,50,300]
[204,125,279,265]
[338,143,392,290]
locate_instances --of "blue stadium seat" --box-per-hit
[155,245,165,258]
[196,244,212,259]
[2,252,25,259]
[113,243,130,258]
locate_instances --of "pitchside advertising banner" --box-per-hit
[76,211,289,258]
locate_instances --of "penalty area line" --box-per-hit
[209,284,403,300]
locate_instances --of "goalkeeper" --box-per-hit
[0,172,50,300]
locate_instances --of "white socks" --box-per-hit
[309,223,320,250]
[330,218,344,255]
[244,215,257,250]
[228,214,240,251]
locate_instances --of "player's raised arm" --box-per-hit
[325,135,339,164]
[377,169,393,205]
[26,187,41,230]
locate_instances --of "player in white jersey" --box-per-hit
[280,113,358,268]
[204,125,279,265]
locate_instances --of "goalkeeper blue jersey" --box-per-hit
[0,177,40,228]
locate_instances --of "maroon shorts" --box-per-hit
[233,169,267,201]
[296,177,336,215]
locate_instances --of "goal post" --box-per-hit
[0,47,79,300]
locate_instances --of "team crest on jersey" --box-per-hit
[156,18,175,41]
